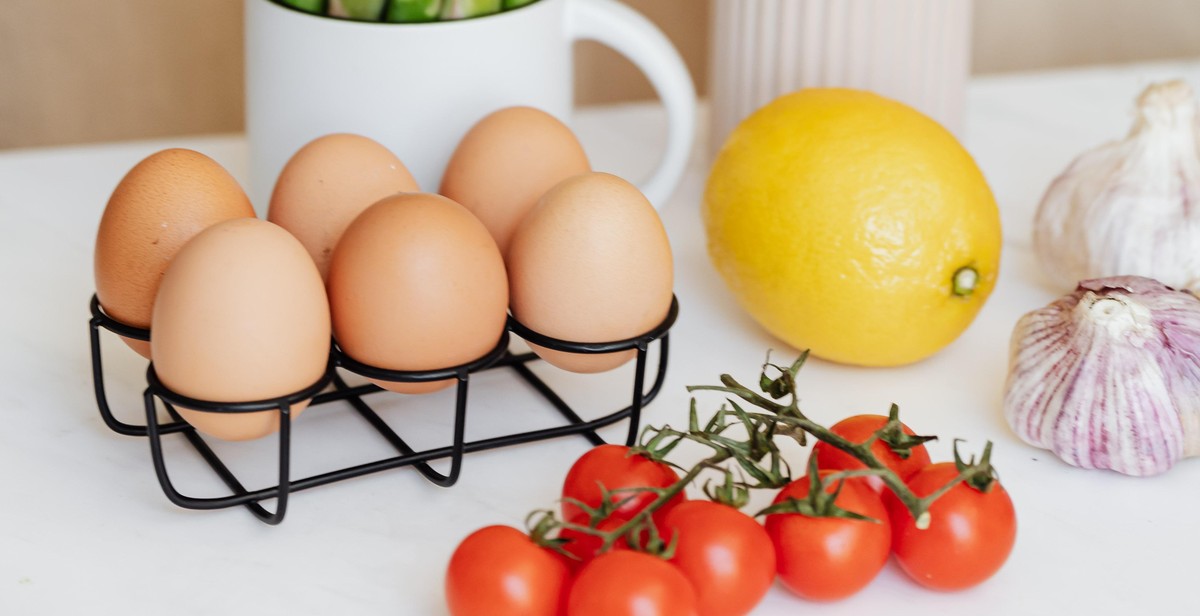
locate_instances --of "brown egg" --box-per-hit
[94,148,255,358]
[508,173,673,373]
[328,193,508,394]
[150,218,331,441]
[268,133,419,281]
[439,106,590,257]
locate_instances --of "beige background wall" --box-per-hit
[3,0,1200,149]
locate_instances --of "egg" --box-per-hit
[328,193,508,394]
[439,106,590,256]
[268,133,419,281]
[508,172,673,373]
[94,148,255,358]
[150,218,331,441]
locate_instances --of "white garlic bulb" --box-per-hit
[1004,276,1200,476]
[1033,80,1200,291]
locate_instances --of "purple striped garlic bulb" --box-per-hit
[1003,276,1200,476]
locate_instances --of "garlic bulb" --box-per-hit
[1033,80,1200,291]
[1003,276,1200,476]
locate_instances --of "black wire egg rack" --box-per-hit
[87,294,677,525]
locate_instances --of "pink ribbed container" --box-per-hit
[708,0,972,155]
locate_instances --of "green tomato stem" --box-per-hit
[558,354,999,556]
[693,367,963,527]
[598,452,728,554]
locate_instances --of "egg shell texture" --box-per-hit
[439,106,590,257]
[508,172,674,373]
[150,218,331,440]
[327,193,509,393]
[94,148,255,357]
[268,133,419,281]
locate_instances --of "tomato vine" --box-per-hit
[530,351,999,556]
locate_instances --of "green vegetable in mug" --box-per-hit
[329,0,387,20]
[386,0,443,21]
[440,0,502,19]
[278,0,326,13]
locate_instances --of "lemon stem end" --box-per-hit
[952,266,979,297]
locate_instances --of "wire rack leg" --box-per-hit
[434,376,469,487]
[91,319,188,437]
[144,391,292,524]
[624,343,650,447]
[334,372,468,487]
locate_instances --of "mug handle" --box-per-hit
[565,0,697,208]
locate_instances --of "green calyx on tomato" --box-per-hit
[701,469,751,509]
[876,403,938,459]
[812,406,934,494]
[555,444,688,563]
[558,506,679,561]
[525,509,572,555]
[954,438,999,493]
[755,456,882,522]
[559,444,686,527]
[764,472,892,601]
[630,415,686,463]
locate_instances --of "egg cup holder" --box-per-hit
[88,294,678,525]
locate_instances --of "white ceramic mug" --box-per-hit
[245,0,696,213]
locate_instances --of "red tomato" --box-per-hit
[661,500,775,616]
[561,444,684,523]
[567,550,699,616]
[812,414,932,492]
[765,473,891,601]
[445,525,570,616]
[885,462,1017,591]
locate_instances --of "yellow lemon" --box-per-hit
[703,88,1002,367]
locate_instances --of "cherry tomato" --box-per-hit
[445,525,570,616]
[765,473,891,601]
[561,444,684,523]
[884,462,1017,591]
[661,500,775,616]
[812,414,932,492]
[567,550,699,616]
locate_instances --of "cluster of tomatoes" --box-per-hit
[797,414,1017,598]
[444,412,1016,616]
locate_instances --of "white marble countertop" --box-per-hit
[5,60,1200,615]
